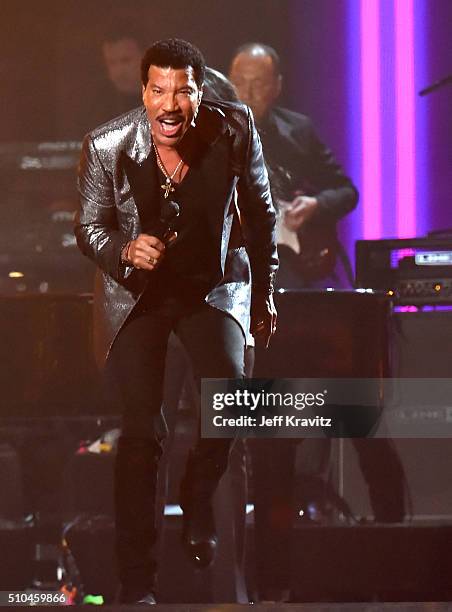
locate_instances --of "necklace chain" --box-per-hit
[152,140,184,198]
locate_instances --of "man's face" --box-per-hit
[229,52,281,123]
[142,65,202,148]
[102,38,141,94]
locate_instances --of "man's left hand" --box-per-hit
[251,293,277,348]
[284,195,318,231]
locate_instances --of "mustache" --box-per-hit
[157,113,184,121]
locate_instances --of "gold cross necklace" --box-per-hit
[152,141,184,199]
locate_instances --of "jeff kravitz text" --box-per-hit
[201,384,341,437]
[212,414,332,428]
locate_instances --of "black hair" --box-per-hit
[102,19,143,47]
[231,42,281,75]
[141,38,206,87]
[203,67,239,102]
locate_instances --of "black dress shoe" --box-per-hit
[135,593,157,605]
[119,588,157,605]
[181,500,218,568]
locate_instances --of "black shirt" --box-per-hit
[139,160,217,314]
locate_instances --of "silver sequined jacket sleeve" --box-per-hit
[235,106,279,293]
[75,134,130,285]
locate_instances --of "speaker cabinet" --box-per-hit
[291,524,452,602]
[342,309,452,519]
[0,294,105,416]
[254,289,391,378]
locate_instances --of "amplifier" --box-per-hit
[290,524,452,602]
[355,236,452,304]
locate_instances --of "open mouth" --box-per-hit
[157,116,184,138]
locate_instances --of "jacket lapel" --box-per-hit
[122,110,160,231]
[121,104,233,240]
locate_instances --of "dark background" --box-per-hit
[0,1,351,152]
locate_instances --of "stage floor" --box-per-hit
[99,603,452,611]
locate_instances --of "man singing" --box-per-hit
[75,38,277,604]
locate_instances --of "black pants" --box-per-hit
[105,302,245,592]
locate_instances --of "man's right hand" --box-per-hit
[123,234,166,271]
[251,292,277,348]
[283,195,318,231]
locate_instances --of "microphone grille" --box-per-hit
[160,199,180,222]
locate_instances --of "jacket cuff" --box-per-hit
[252,272,276,295]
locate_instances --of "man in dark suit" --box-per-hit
[75,38,278,605]
[61,23,144,140]
[229,42,358,290]
[229,41,358,604]
[229,43,404,603]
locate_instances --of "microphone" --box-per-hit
[152,200,180,242]
[419,74,452,96]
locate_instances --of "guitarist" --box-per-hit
[228,43,403,604]
[229,42,358,289]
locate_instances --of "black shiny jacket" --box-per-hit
[75,101,278,366]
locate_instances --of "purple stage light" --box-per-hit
[360,0,382,239]
[395,0,417,237]
[349,0,424,243]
